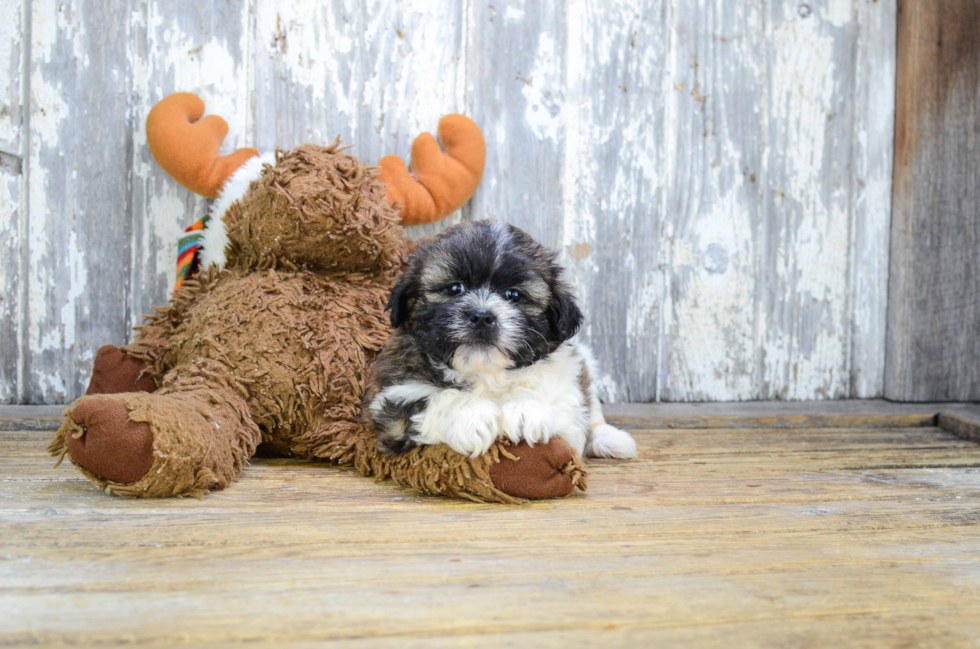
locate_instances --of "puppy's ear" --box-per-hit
[387,270,418,329]
[548,279,583,342]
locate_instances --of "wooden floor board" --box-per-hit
[2,408,980,647]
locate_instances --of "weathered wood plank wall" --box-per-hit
[0,0,896,404]
[886,0,980,402]
[0,0,24,403]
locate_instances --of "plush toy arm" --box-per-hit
[379,115,486,226]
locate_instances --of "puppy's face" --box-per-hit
[388,221,583,371]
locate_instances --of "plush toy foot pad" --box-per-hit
[489,438,586,499]
[66,398,155,485]
[87,345,157,395]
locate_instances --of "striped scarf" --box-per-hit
[175,215,210,291]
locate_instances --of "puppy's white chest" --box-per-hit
[452,343,584,407]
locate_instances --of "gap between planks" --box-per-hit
[11,400,979,437]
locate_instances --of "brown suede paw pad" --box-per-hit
[67,398,155,485]
[86,345,157,395]
[489,438,582,500]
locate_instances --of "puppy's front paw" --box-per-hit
[442,396,501,458]
[501,400,556,447]
[587,423,638,459]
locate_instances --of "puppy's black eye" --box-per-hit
[504,289,523,303]
[447,283,466,296]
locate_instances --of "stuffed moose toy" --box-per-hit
[49,93,586,502]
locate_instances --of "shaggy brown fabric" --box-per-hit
[52,138,588,502]
[86,345,157,395]
[225,143,403,279]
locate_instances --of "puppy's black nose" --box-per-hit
[468,309,496,328]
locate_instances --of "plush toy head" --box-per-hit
[222,143,403,277]
[145,93,486,282]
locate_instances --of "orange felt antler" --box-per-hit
[379,115,486,226]
[146,93,259,199]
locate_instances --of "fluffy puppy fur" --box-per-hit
[367,221,637,460]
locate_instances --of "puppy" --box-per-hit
[367,221,637,460]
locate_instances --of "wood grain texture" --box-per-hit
[25,0,135,403]
[605,399,947,430]
[0,405,65,431]
[849,0,896,398]
[4,407,980,646]
[466,0,565,249]
[938,411,980,445]
[663,0,895,402]
[3,1,898,403]
[886,0,980,402]
[0,398,962,431]
[0,0,25,404]
[662,1,767,401]
[936,404,980,446]
[761,0,858,400]
[562,0,667,402]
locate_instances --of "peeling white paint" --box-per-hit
[36,370,66,400]
[521,31,562,142]
[28,67,68,149]
[27,0,75,402]
[0,0,22,149]
[33,0,89,68]
[560,0,666,402]
[360,1,464,158]
[59,223,87,349]
[762,3,854,399]
[144,5,250,148]
[254,0,357,143]
[504,6,525,23]
[4,0,897,403]
[0,0,23,402]
[146,187,187,293]
[845,0,894,398]
[28,1,91,367]
[822,0,854,28]
[626,272,663,342]
[561,0,594,258]
[0,169,18,402]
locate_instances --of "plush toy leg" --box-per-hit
[86,345,158,395]
[345,418,588,503]
[295,411,586,503]
[377,438,587,503]
[49,386,261,498]
[488,439,588,500]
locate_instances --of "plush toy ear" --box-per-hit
[548,280,584,343]
[387,270,419,329]
[378,115,486,226]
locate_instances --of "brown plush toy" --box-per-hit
[49,93,587,502]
